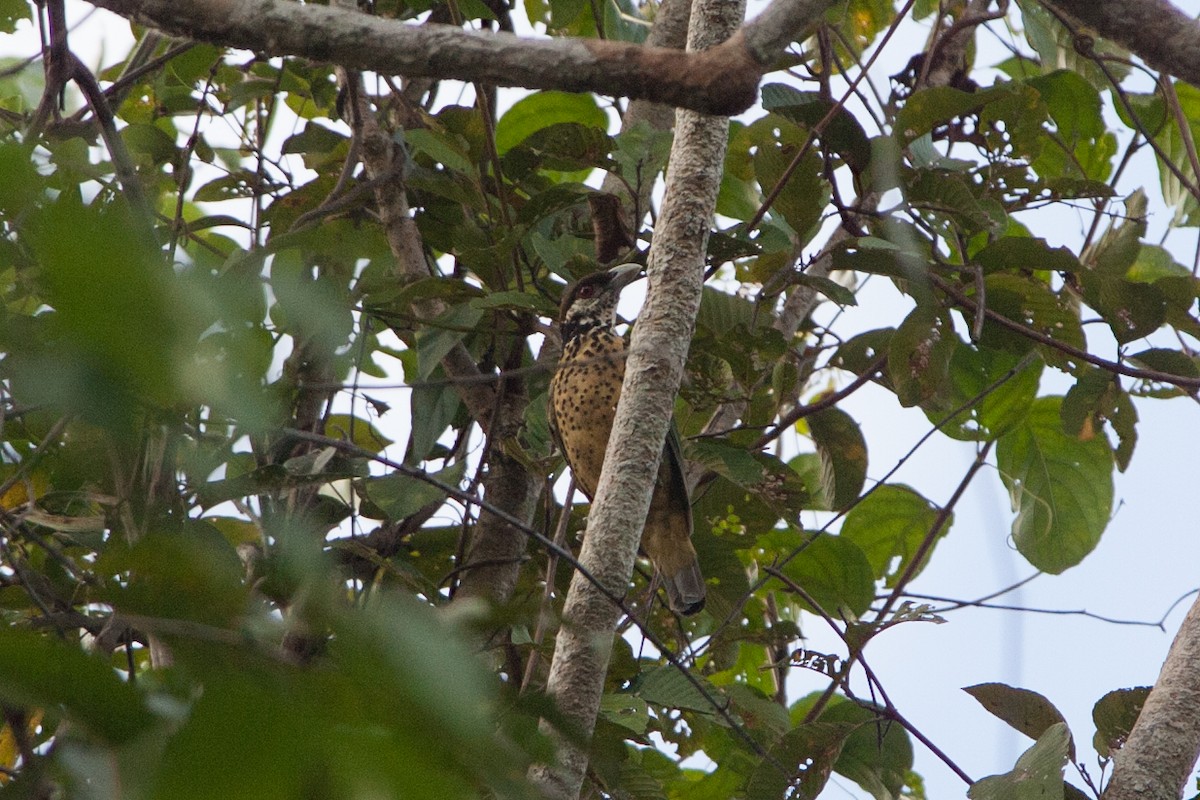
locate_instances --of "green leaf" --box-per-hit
[323,413,393,454]
[362,462,466,522]
[778,531,875,619]
[760,83,871,172]
[1091,687,1149,758]
[600,693,651,734]
[974,236,1081,275]
[996,397,1114,572]
[415,303,485,380]
[840,485,942,587]
[1027,70,1113,181]
[822,700,915,800]
[964,683,1074,759]
[0,629,154,744]
[101,524,251,628]
[906,168,1006,236]
[1126,347,1200,378]
[888,305,956,407]
[406,127,477,176]
[893,84,1010,145]
[0,0,32,33]
[745,721,854,800]
[922,345,1042,441]
[1087,190,1146,278]
[1060,368,1138,470]
[806,405,867,511]
[635,666,717,713]
[494,91,607,154]
[749,114,827,241]
[968,722,1070,800]
[977,274,1086,370]
[832,237,933,295]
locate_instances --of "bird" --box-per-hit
[548,262,706,615]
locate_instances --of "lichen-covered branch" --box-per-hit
[526,0,742,795]
[1102,592,1200,800]
[1045,0,1200,89]
[84,0,834,115]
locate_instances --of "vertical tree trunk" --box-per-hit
[1102,593,1200,800]
[526,0,745,796]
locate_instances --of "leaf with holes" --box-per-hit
[1091,687,1149,758]
[968,722,1070,800]
[840,484,943,588]
[745,721,854,800]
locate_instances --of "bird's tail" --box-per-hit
[659,555,706,616]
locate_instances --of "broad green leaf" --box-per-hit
[1086,191,1146,278]
[906,168,1007,236]
[893,84,1010,145]
[977,274,1086,370]
[1156,81,1200,225]
[778,531,875,619]
[888,305,956,407]
[996,397,1113,572]
[362,461,466,522]
[324,413,393,454]
[1017,0,1129,87]
[760,83,871,172]
[406,127,476,176]
[1126,348,1200,378]
[0,0,31,33]
[19,199,183,422]
[840,484,942,587]
[494,91,607,154]
[1091,687,1149,758]
[968,722,1070,800]
[973,236,1081,275]
[831,237,933,295]
[807,405,867,511]
[745,721,853,800]
[600,693,651,735]
[964,683,1074,759]
[833,328,892,376]
[1060,368,1138,471]
[0,629,154,744]
[1079,274,1166,344]
[415,303,484,380]
[1028,70,1114,181]
[749,114,827,242]
[822,700,915,800]
[100,524,251,628]
[635,666,718,714]
[270,250,354,353]
[922,344,1041,441]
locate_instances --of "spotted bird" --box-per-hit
[548,263,706,615]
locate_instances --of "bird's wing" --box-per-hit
[663,416,694,535]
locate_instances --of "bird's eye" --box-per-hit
[577,285,596,299]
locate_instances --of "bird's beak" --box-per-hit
[607,262,643,292]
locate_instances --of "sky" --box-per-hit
[5,2,1200,797]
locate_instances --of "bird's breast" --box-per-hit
[549,331,627,499]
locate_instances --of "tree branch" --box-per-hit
[526,0,741,794]
[1102,591,1200,800]
[83,0,835,115]
[1044,0,1200,89]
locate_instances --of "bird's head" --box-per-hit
[557,262,642,341]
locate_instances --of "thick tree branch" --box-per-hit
[84,0,834,115]
[1044,0,1200,89]
[526,0,741,795]
[1103,592,1200,800]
